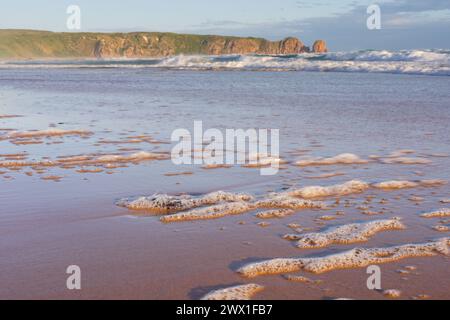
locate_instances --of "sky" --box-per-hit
[0,0,449,50]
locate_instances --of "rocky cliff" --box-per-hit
[0,30,328,59]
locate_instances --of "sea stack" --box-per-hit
[313,40,328,53]
[279,37,307,54]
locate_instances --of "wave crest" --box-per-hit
[2,49,449,76]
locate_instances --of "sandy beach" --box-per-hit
[1,66,449,299]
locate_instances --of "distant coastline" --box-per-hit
[0,29,328,60]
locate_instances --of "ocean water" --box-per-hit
[1,49,450,76]
[1,59,450,299]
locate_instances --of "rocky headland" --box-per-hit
[0,29,328,59]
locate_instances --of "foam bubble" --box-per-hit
[40,175,62,182]
[383,289,402,299]
[295,153,368,166]
[0,151,168,169]
[0,159,55,168]
[318,215,336,221]
[201,284,264,300]
[118,191,254,212]
[387,150,415,157]
[237,238,449,277]
[255,197,327,210]
[255,209,295,219]
[286,180,369,199]
[94,151,167,162]
[421,208,450,218]
[419,179,447,187]
[306,172,345,179]
[151,191,325,222]
[243,154,286,168]
[10,139,43,145]
[382,157,432,165]
[372,180,419,189]
[433,225,449,232]
[282,274,322,284]
[202,164,232,169]
[76,168,104,173]
[160,202,256,222]
[288,218,405,249]
[19,50,448,76]
[3,129,92,139]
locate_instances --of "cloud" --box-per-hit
[377,0,450,13]
[183,0,450,50]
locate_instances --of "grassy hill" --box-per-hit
[0,29,315,59]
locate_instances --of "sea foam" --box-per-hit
[285,218,405,249]
[3,49,449,76]
[201,284,264,300]
[237,238,450,277]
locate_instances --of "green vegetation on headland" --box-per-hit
[0,29,328,59]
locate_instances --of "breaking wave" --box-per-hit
[1,49,449,76]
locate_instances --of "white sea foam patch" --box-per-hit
[254,197,327,210]
[237,238,450,277]
[117,191,254,213]
[142,50,450,76]
[323,50,450,62]
[160,202,257,223]
[284,218,405,249]
[201,284,264,300]
[118,178,446,222]
[381,157,432,165]
[372,179,447,189]
[1,129,92,139]
[295,153,368,166]
[158,197,326,223]
[421,208,450,218]
[383,289,402,299]
[118,189,325,222]
[242,153,286,168]
[3,49,449,76]
[284,180,370,199]
[0,151,168,168]
[157,197,325,222]
[255,209,295,219]
[92,151,168,163]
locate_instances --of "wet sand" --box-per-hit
[1,69,450,299]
